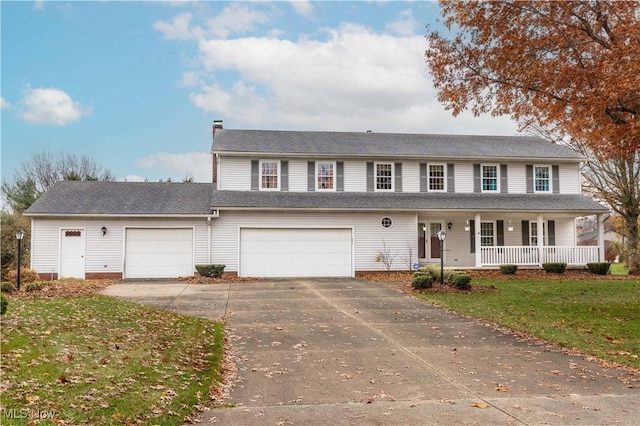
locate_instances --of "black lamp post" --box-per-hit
[436,229,446,285]
[15,228,25,290]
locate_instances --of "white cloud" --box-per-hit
[122,175,146,182]
[386,9,419,36]
[33,0,44,11]
[0,97,11,109]
[289,1,314,18]
[136,152,212,182]
[18,88,93,125]
[159,5,518,135]
[154,4,269,41]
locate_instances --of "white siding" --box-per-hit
[509,164,527,194]
[455,163,474,193]
[288,159,308,192]
[344,161,367,192]
[559,163,580,194]
[402,161,420,193]
[218,157,251,191]
[31,218,209,277]
[211,211,416,272]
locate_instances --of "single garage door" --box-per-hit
[240,228,353,277]
[125,228,193,279]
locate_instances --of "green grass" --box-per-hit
[0,296,225,425]
[417,278,640,369]
[609,263,629,275]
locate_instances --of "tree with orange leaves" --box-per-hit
[426,0,639,274]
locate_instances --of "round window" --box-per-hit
[381,217,393,228]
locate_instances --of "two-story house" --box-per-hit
[25,120,608,279]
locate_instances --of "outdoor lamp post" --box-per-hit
[436,230,446,285]
[15,228,25,290]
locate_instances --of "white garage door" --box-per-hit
[240,228,353,278]
[125,228,193,279]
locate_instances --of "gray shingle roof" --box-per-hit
[25,181,214,216]
[212,129,585,161]
[211,191,608,213]
[25,182,607,216]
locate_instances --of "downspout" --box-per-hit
[207,216,212,264]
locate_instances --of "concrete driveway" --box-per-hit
[101,279,639,425]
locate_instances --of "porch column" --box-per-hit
[537,214,544,265]
[598,213,606,262]
[475,213,482,267]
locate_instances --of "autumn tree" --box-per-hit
[425,0,640,273]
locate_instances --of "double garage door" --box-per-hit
[125,228,193,279]
[240,228,353,278]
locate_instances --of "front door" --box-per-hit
[429,222,443,261]
[60,229,85,278]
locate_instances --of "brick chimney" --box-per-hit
[212,120,223,184]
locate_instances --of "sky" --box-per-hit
[1,0,519,184]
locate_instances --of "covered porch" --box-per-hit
[418,211,607,269]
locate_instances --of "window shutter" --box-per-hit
[473,164,481,193]
[366,162,374,192]
[521,220,530,245]
[552,165,560,194]
[419,163,427,192]
[281,161,288,192]
[469,220,476,253]
[526,165,533,193]
[336,161,344,192]
[307,161,315,191]
[497,220,504,246]
[447,164,455,193]
[251,160,259,191]
[394,163,402,192]
[548,220,556,246]
[500,164,508,193]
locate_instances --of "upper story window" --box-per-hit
[375,162,394,191]
[316,162,335,191]
[428,163,446,192]
[480,221,495,246]
[482,164,499,192]
[260,160,280,191]
[534,165,551,193]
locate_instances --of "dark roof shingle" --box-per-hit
[212,129,585,160]
[25,181,213,216]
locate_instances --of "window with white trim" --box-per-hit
[375,162,394,191]
[534,165,551,193]
[482,164,499,192]
[529,221,548,246]
[316,161,335,191]
[480,221,495,246]
[428,163,446,192]
[260,160,279,190]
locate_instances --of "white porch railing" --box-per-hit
[480,246,599,266]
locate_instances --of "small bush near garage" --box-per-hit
[1,282,15,292]
[1,294,7,315]
[412,270,436,289]
[195,264,226,278]
[542,262,567,274]
[7,267,40,285]
[499,264,518,275]
[447,272,472,290]
[587,262,611,275]
[25,281,45,292]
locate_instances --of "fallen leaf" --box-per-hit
[472,402,488,408]
[495,385,509,392]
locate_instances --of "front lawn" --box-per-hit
[416,277,640,369]
[1,293,225,425]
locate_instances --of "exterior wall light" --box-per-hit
[101,226,107,236]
